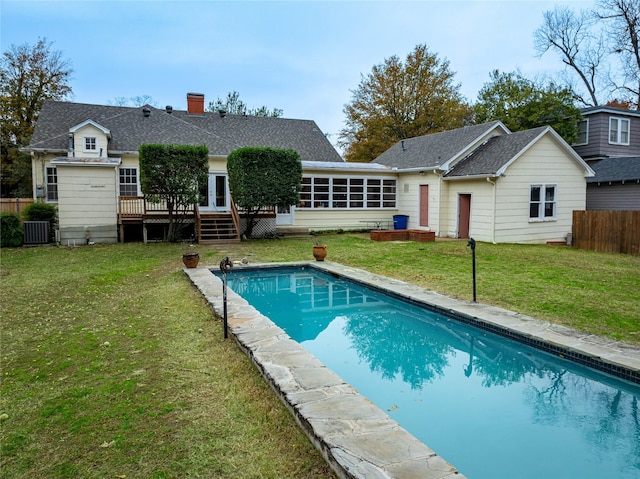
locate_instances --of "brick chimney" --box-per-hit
[187,92,205,115]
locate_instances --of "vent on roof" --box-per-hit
[218,109,226,118]
[166,105,173,114]
[143,107,151,117]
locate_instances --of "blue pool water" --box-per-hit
[224,266,640,479]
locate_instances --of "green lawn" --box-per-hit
[1,236,638,478]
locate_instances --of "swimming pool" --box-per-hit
[222,265,640,479]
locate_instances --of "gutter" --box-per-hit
[486,177,497,244]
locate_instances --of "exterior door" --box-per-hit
[419,185,429,227]
[276,205,294,225]
[458,194,471,238]
[200,173,229,212]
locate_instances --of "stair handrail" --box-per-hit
[230,199,241,240]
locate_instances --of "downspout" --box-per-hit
[486,177,496,244]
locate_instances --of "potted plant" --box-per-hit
[312,240,327,261]
[182,241,200,268]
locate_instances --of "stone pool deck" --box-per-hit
[184,261,640,479]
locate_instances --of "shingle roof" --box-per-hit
[372,121,506,169]
[444,127,548,177]
[587,156,640,183]
[28,101,344,163]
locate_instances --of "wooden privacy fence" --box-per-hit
[572,210,640,255]
[0,198,33,214]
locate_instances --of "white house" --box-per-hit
[25,94,594,245]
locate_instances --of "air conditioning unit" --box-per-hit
[23,221,49,244]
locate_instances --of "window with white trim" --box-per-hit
[529,184,556,220]
[119,167,138,196]
[609,117,630,145]
[298,176,396,209]
[84,136,97,151]
[575,119,588,145]
[46,166,58,202]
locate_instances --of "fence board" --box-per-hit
[572,210,640,255]
[0,198,33,214]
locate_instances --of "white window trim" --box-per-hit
[609,117,630,145]
[118,167,139,197]
[46,166,58,203]
[529,184,557,222]
[574,118,589,146]
[298,175,397,209]
[84,136,97,151]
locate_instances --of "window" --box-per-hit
[298,176,396,209]
[609,117,630,145]
[119,167,138,196]
[84,137,97,151]
[529,185,556,220]
[575,119,588,145]
[46,166,58,202]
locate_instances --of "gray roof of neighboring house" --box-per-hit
[27,101,344,163]
[587,156,640,183]
[580,105,640,118]
[372,121,505,169]
[444,127,548,177]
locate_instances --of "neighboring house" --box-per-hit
[373,122,594,244]
[25,94,396,244]
[573,106,640,210]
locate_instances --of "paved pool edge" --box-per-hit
[184,261,639,479]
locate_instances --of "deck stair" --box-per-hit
[198,212,241,244]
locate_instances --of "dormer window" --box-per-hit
[84,136,97,151]
[575,119,588,145]
[609,117,630,145]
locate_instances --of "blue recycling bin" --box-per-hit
[393,215,408,230]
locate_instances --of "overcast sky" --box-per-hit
[2,0,593,151]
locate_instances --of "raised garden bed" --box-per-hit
[370,229,435,242]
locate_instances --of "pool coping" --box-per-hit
[184,260,640,479]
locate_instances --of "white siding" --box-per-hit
[396,172,441,232]
[57,165,118,243]
[494,135,586,243]
[440,179,495,241]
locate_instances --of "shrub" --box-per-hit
[1,213,24,247]
[22,202,57,242]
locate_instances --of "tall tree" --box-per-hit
[139,144,209,242]
[338,44,472,163]
[596,0,640,107]
[0,38,73,197]
[227,147,301,239]
[474,70,582,143]
[534,6,605,107]
[207,91,283,117]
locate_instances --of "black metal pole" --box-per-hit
[467,238,477,302]
[219,256,233,339]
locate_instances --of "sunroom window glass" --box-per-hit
[332,178,348,208]
[298,176,395,209]
[349,178,364,208]
[46,166,58,202]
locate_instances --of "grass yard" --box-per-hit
[1,235,639,478]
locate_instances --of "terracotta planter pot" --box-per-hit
[312,245,327,261]
[182,252,200,268]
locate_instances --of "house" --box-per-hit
[573,106,640,210]
[25,94,595,245]
[372,122,595,244]
[25,93,396,244]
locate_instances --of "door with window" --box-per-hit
[276,205,294,225]
[200,173,229,212]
